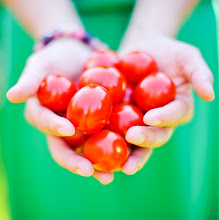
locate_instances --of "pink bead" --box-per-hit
[73,29,85,40]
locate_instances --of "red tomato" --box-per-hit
[66,84,112,135]
[122,83,135,104]
[63,130,88,149]
[84,50,120,70]
[83,130,128,172]
[62,114,88,148]
[107,103,144,137]
[134,72,176,112]
[119,51,157,84]
[38,74,77,112]
[79,67,126,104]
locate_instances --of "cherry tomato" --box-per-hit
[66,84,112,135]
[84,50,120,70]
[83,130,129,172]
[63,130,88,149]
[119,51,157,84]
[62,114,88,148]
[38,74,77,112]
[107,103,144,137]
[134,72,176,112]
[79,67,126,104]
[122,83,135,104]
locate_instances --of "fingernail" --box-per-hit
[6,89,15,101]
[101,175,114,185]
[122,165,138,175]
[205,81,215,100]
[129,167,138,175]
[75,168,87,176]
[57,127,74,136]
[127,133,145,145]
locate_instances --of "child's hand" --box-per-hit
[119,34,214,175]
[6,39,114,184]
[7,38,91,136]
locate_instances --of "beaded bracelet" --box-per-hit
[34,28,108,52]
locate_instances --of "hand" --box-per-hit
[7,38,113,185]
[119,33,214,175]
[47,135,114,185]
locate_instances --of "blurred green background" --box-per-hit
[0,0,219,220]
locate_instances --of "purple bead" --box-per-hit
[82,34,91,44]
[43,35,53,45]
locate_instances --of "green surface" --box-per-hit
[0,0,218,219]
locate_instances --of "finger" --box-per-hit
[25,97,75,136]
[183,49,214,102]
[93,170,114,185]
[121,147,152,175]
[143,84,193,127]
[125,126,174,148]
[7,54,47,103]
[47,135,94,176]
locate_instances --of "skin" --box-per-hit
[5,0,214,184]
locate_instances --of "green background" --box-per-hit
[0,0,218,219]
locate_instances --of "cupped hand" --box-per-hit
[119,33,214,175]
[7,38,113,184]
[7,38,92,136]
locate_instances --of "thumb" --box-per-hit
[7,55,47,103]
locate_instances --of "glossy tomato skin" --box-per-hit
[83,130,129,172]
[107,103,144,137]
[122,83,135,104]
[84,50,120,70]
[79,67,126,104]
[134,72,176,112]
[38,74,77,112]
[63,130,88,149]
[66,84,112,135]
[119,51,157,84]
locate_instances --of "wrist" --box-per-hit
[127,1,180,39]
[119,28,166,52]
[34,26,108,52]
[127,0,199,40]
[125,15,180,40]
[31,1,84,40]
